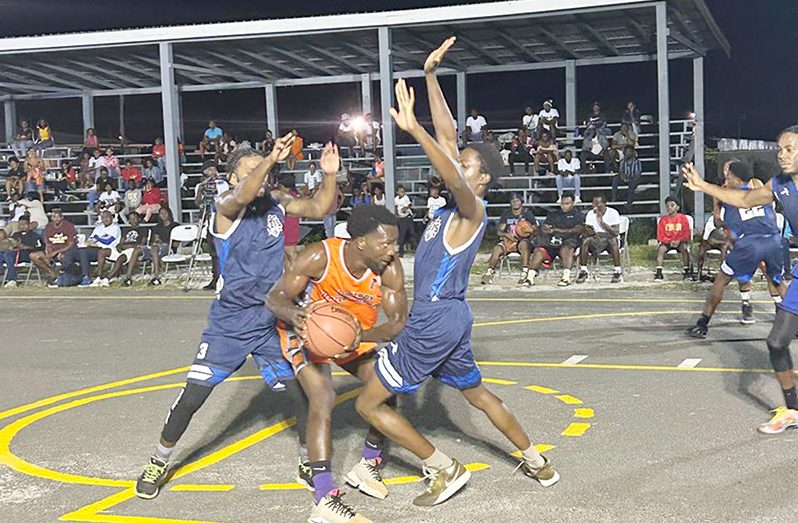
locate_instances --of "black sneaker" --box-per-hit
[741,302,755,325]
[611,272,623,284]
[687,323,708,339]
[575,270,589,284]
[297,459,315,492]
[655,269,664,281]
[202,280,218,291]
[135,457,168,499]
[149,277,162,286]
[123,277,133,287]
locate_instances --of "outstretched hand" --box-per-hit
[682,162,705,192]
[424,36,456,74]
[389,78,419,133]
[269,131,296,163]
[319,142,340,176]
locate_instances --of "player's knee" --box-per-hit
[767,339,793,373]
[176,382,213,413]
[463,385,495,411]
[307,385,335,415]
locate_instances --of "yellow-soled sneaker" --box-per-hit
[412,459,470,507]
[758,406,798,434]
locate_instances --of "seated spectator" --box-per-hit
[576,195,623,284]
[177,137,187,164]
[137,179,162,222]
[366,155,384,192]
[537,100,559,138]
[394,184,415,257]
[50,161,71,201]
[534,131,558,175]
[655,196,692,280]
[481,194,538,286]
[556,150,582,203]
[425,185,447,223]
[33,119,54,151]
[261,130,275,155]
[10,120,34,159]
[105,147,121,179]
[371,184,386,206]
[584,101,611,139]
[350,186,370,207]
[108,211,150,286]
[1,215,43,287]
[88,148,107,181]
[142,158,163,187]
[465,108,487,143]
[358,113,381,154]
[23,149,45,202]
[97,183,122,215]
[83,127,99,155]
[121,160,143,191]
[218,132,237,163]
[622,101,642,136]
[151,137,166,172]
[696,214,730,282]
[147,207,179,285]
[522,106,539,135]
[610,123,638,172]
[87,167,116,212]
[302,162,322,196]
[612,145,643,209]
[79,151,93,188]
[580,127,612,174]
[62,209,120,287]
[0,229,21,286]
[17,192,47,232]
[6,191,25,229]
[199,120,223,157]
[286,129,304,170]
[509,128,535,176]
[530,194,585,286]
[5,157,24,200]
[337,114,356,157]
[34,209,77,285]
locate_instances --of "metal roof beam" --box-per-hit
[578,19,621,55]
[269,46,340,76]
[203,50,276,81]
[668,29,704,56]
[178,54,261,82]
[627,15,654,52]
[693,0,730,56]
[35,61,120,89]
[4,63,93,91]
[68,60,150,88]
[0,81,78,93]
[445,29,502,65]
[667,6,705,56]
[238,49,301,78]
[537,27,581,59]
[401,31,469,69]
[132,53,209,84]
[493,30,543,62]
[304,44,371,74]
[96,57,160,80]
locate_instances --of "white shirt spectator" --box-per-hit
[466,115,487,135]
[395,195,412,218]
[88,156,107,173]
[522,113,539,131]
[89,222,121,250]
[373,194,386,206]
[99,190,121,206]
[586,207,621,234]
[338,121,353,134]
[427,196,447,219]
[557,157,581,175]
[304,169,323,191]
[538,107,560,131]
[17,198,48,227]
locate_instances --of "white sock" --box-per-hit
[562,268,571,279]
[530,269,538,279]
[422,448,454,471]
[773,295,783,304]
[740,291,751,302]
[154,442,174,462]
[614,266,622,274]
[580,265,588,272]
[299,445,309,463]
[520,444,545,468]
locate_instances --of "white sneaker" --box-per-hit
[4,280,17,288]
[556,197,562,203]
[89,277,103,287]
[575,197,582,204]
[100,278,110,287]
[345,457,388,499]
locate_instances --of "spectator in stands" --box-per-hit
[622,100,642,137]
[337,113,357,157]
[65,209,120,287]
[121,159,142,191]
[23,149,45,202]
[529,194,585,286]
[286,129,304,171]
[371,184,386,206]
[585,101,611,139]
[556,149,582,203]
[105,147,121,179]
[323,183,344,239]
[79,151,92,188]
[425,184,446,223]
[522,106,539,135]
[1,215,43,287]
[465,108,487,143]
[33,119,53,151]
[534,130,558,175]
[366,155,385,192]
[612,145,643,209]
[6,191,24,228]
[87,167,116,212]
[509,128,534,176]
[108,211,150,286]
[141,157,162,187]
[35,208,77,285]
[394,184,415,257]
[199,120,223,157]
[359,113,381,154]
[97,183,122,215]
[137,179,162,223]
[655,196,692,280]
[302,161,321,196]
[151,137,166,173]
[261,130,275,155]
[580,126,612,174]
[481,194,537,286]
[537,100,559,138]
[576,195,623,284]
[18,192,47,232]
[696,218,730,282]
[10,120,34,159]
[177,137,187,164]
[147,207,179,285]
[351,185,370,207]
[88,148,107,181]
[0,229,21,287]
[119,181,143,225]
[83,128,99,155]
[218,132,237,163]
[5,157,24,199]
[51,160,71,201]
[610,123,638,172]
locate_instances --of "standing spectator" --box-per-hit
[576,195,623,283]
[509,128,534,176]
[61,210,120,287]
[323,183,344,239]
[104,147,121,179]
[199,120,223,157]
[522,106,539,135]
[276,174,300,265]
[371,184,386,206]
[261,130,275,155]
[534,131,558,175]
[612,145,643,209]
[394,184,415,257]
[5,157,24,199]
[337,114,356,157]
[147,207,179,285]
[83,128,99,155]
[121,160,143,190]
[480,194,538,286]
[610,123,638,172]
[151,137,166,172]
[556,149,582,203]
[17,192,48,232]
[302,162,322,195]
[286,129,304,171]
[33,119,54,151]
[425,185,447,222]
[97,183,122,214]
[10,120,34,159]
[79,151,93,188]
[580,127,612,174]
[622,101,642,136]
[465,108,487,143]
[108,211,150,286]
[537,100,559,138]
[51,161,71,201]
[1,215,43,287]
[35,209,77,285]
[88,148,107,181]
[142,158,163,187]
[23,149,45,202]
[529,195,585,286]
[137,179,162,223]
[655,196,692,280]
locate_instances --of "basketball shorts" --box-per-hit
[721,234,784,284]
[375,299,482,395]
[187,305,294,391]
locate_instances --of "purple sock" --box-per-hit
[362,441,382,460]
[310,460,334,504]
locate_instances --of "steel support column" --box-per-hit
[4,100,16,144]
[656,1,671,215]
[361,73,372,115]
[159,42,182,217]
[177,90,185,142]
[456,71,467,135]
[265,84,278,135]
[378,27,396,212]
[81,93,94,133]
[693,56,706,231]
[565,60,577,139]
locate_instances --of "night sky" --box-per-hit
[1,0,795,145]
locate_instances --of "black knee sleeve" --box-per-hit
[767,340,794,373]
[767,309,798,373]
[161,382,214,444]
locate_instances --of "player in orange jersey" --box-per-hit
[268,204,407,523]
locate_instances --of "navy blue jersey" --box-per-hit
[773,173,798,233]
[414,206,486,302]
[720,183,779,239]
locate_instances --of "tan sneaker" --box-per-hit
[412,459,471,507]
[519,455,560,487]
[758,406,798,434]
[308,489,371,523]
[344,457,388,499]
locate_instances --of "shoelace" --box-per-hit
[420,466,441,493]
[142,463,164,484]
[326,490,357,518]
[364,458,383,482]
[512,458,543,478]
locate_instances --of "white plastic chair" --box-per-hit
[661,214,694,261]
[595,215,630,268]
[161,224,199,278]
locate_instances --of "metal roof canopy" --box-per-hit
[0,0,728,224]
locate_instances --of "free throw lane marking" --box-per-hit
[562,355,588,365]
[573,408,595,419]
[525,385,559,394]
[677,358,703,368]
[169,484,236,492]
[561,423,591,437]
[555,394,583,405]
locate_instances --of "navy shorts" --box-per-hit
[186,304,293,391]
[375,299,482,395]
[721,234,784,284]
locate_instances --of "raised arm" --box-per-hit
[390,78,482,221]
[683,163,774,208]
[273,142,340,219]
[360,258,408,343]
[423,37,459,158]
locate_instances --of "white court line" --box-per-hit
[562,355,589,365]
[677,358,703,368]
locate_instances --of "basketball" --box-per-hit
[515,218,537,238]
[304,302,360,358]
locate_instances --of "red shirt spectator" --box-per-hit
[657,213,691,244]
[64,166,78,183]
[121,165,143,184]
[142,186,161,205]
[44,216,77,254]
[152,142,166,159]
